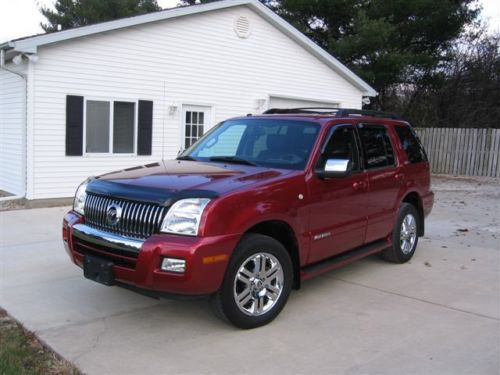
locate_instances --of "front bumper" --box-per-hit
[63,211,241,295]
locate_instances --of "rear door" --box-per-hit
[307,124,368,263]
[356,123,402,243]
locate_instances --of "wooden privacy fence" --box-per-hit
[415,128,500,177]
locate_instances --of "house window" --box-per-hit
[86,100,110,153]
[65,95,153,156]
[185,111,205,148]
[113,102,135,153]
[85,100,136,154]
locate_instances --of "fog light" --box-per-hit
[161,258,186,273]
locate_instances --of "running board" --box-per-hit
[301,239,391,281]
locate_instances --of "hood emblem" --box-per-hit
[106,203,122,226]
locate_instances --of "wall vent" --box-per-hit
[234,16,251,39]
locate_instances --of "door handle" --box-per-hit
[353,181,366,190]
[395,173,405,181]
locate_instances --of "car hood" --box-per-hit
[86,159,295,205]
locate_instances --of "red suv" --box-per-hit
[63,108,433,328]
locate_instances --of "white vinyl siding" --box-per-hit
[268,96,340,109]
[0,65,26,195]
[29,5,364,199]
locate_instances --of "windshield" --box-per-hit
[180,119,320,170]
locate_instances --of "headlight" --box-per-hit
[161,198,211,236]
[73,179,89,215]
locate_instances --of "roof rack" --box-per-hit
[262,107,400,120]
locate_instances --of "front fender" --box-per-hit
[203,193,304,237]
[204,173,308,233]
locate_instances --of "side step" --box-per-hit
[301,239,391,281]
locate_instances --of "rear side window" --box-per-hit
[395,125,427,163]
[358,125,395,169]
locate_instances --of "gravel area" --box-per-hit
[428,175,500,249]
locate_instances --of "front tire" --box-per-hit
[211,233,293,329]
[381,203,419,263]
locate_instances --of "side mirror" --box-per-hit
[315,158,352,179]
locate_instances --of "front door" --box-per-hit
[182,105,212,149]
[307,125,368,264]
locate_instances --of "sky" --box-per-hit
[0,0,499,43]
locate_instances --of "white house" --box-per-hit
[0,0,376,200]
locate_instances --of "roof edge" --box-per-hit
[2,0,376,96]
[248,1,376,96]
[5,0,253,53]
[0,42,14,50]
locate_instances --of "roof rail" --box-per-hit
[262,107,400,120]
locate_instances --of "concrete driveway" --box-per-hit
[1,177,499,374]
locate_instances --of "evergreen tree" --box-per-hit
[266,0,480,109]
[41,0,161,32]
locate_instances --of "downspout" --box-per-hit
[0,48,27,202]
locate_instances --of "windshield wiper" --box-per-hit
[177,155,196,161]
[209,156,258,166]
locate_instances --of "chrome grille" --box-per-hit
[84,193,167,239]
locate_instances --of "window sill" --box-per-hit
[82,153,140,157]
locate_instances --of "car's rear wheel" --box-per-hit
[211,233,293,329]
[381,203,419,263]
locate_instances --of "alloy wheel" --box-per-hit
[233,252,284,316]
[400,213,417,254]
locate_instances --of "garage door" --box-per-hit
[268,96,339,110]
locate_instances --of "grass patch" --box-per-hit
[0,309,80,375]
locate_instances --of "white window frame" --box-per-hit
[179,104,214,152]
[82,97,139,156]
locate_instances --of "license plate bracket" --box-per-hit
[83,255,115,286]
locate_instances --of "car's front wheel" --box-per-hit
[381,203,419,263]
[211,233,293,329]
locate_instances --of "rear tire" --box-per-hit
[211,233,293,329]
[381,203,419,263]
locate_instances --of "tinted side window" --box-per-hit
[395,125,427,163]
[318,126,360,171]
[358,126,395,169]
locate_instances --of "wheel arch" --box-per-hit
[246,220,301,290]
[402,191,424,236]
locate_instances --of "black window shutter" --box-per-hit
[65,95,84,156]
[137,100,153,155]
